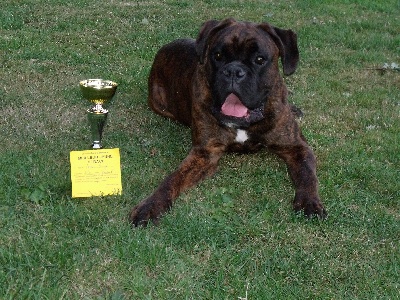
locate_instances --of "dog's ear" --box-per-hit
[196,18,235,64]
[258,23,299,76]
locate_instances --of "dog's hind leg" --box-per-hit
[148,83,176,120]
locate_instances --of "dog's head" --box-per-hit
[196,18,299,128]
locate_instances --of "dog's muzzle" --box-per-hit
[212,94,265,128]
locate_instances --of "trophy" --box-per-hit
[79,79,118,149]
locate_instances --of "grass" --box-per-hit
[0,0,399,299]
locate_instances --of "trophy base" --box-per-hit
[91,142,102,150]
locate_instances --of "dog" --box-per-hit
[129,18,327,226]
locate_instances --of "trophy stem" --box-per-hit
[87,109,108,149]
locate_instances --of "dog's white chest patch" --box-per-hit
[235,129,249,143]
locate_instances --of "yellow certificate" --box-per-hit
[70,148,122,198]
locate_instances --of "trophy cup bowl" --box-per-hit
[79,79,118,149]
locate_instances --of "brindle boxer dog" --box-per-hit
[129,18,327,226]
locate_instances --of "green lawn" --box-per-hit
[0,0,399,299]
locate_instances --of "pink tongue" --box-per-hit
[221,94,249,118]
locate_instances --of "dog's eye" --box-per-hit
[255,56,266,65]
[214,52,223,61]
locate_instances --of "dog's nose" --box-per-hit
[223,64,246,82]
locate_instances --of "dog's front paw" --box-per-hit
[293,193,327,219]
[129,196,171,227]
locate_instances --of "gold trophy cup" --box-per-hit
[79,79,118,149]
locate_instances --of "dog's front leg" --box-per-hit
[271,143,327,218]
[129,146,224,226]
